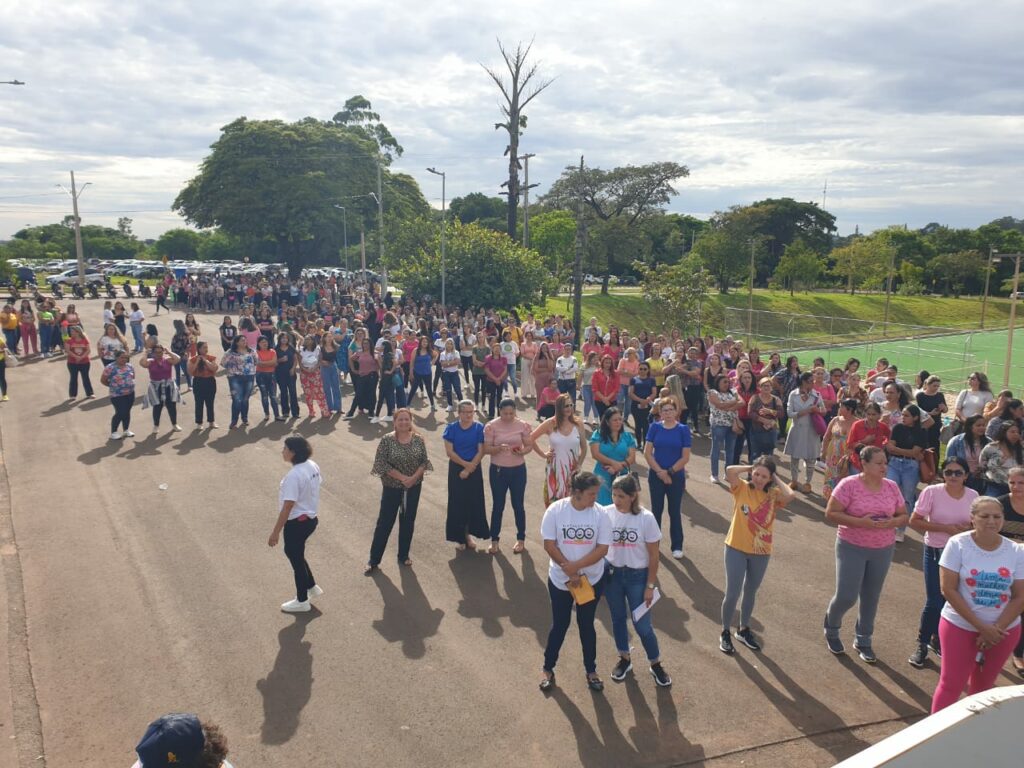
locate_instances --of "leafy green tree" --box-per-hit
[174,110,427,278]
[196,230,246,262]
[154,228,202,261]
[484,40,554,239]
[741,198,836,277]
[928,250,986,297]
[634,254,715,331]
[449,193,507,231]
[529,210,576,289]
[829,237,892,293]
[771,239,824,295]
[543,160,689,292]
[387,220,547,309]
[691,225,750,294]
[331,95,403,163]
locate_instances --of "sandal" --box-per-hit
[465,537,477,551]
[539,670,556,692]
[363,564,379,575]
[587,674,604,692]
[513,541,525,554]
[401,559,413,567]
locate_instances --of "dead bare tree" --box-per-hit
[482,38,554,239]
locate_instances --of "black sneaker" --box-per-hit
[610,657,632,681]
[927,638,942,658]
[736,627,762,651]
[825,635,845,655]
[649,663,672,687]
[854,643,877,664]
[908,644,928,669]
[719,629,735,655]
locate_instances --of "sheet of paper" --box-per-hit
[631,587,661,622]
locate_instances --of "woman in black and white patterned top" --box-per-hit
[366,408,433,573]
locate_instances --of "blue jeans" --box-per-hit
[748,429,777,462]
[130,323,144,352]
[228,375,254,426]
[649,470,686,552]
[489,463,527,542]
[39,324,52,353]
[256,372,280,418]
[917,545,945,645]
[710,424,737,478]
[886,456,920,515]
[618,384,631,421]
[604,564,660,661]
[441,370,462,407]
[3,328,18,354]
[581,384,595,420]
[506,362,518,393]
[557,378,576,403]
[175,358,192,388]
[321,364,342,412]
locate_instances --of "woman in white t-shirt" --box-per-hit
[930,496,1024,712]
[954,372,994,425]
[539,471,612,693]
[907,456,977,668]
[555,349,580,403]
[602,474,672,687]
[439,338,463,412]
[267,436,323,614]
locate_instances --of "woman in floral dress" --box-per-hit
[530,393,587,506]
[821,399,858,500]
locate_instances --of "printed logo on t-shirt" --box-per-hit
[561,526,595,542]
[966,567,1013,608]
[612,528,640,545]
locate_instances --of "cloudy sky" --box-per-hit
[1,1,1022,241]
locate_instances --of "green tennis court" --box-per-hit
[795,328,1023,392]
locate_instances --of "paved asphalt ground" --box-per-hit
[2,300,1020,768]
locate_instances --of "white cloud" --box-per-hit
[1,0,1022,240]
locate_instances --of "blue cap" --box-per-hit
[135,714,204,767]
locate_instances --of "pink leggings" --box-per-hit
[19,323,37,354]
[931,617,1021,713]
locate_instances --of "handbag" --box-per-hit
[392,371,404,388]
[811,412,828,438]
[919,448,937,483]
[731,416,745,436]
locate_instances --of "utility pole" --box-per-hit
[426,167,447,308]
[519,153,537,248]
[376,162,386,298]
[747,238,756,347]
[995,253,1024,389]
[360,229,367,285]
[882,245,896,336]
[981,245,997,329]
[334,205,349,274]
[59,171,90,287]
[572,156,585,341]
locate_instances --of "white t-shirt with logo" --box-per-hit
[602,505,662,569]
[939,531,1024,632]
[279,460,322,520]
[556,355,580,381]
[541,497,613,590]
[500,340,519,365]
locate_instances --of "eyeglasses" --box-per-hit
[943,469,965,477]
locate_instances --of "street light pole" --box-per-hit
[376,162,386,298]
[882,244,896,336]
[981,245,997,329]
[426,167,446,309]
[1001,253,1023,389]
[333,205,349,274]
[58,171,91,287]
[747,237,755,347]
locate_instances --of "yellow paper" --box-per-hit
[567,575,596,605]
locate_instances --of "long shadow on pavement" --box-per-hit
[370,567,444,659]
[256,610,320,745]
[494,550,551,647]
[734,651,873,763]
[449,550,508,638]
[77,439,123,465]
[658,553,764,634]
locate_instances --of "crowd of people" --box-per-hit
[6,269,1024,731]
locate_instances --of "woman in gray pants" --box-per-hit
[823,445,909,662]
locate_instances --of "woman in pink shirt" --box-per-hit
[592,355,620,420]
[65,325,95,399]
[484,399,534,554]
[484,343,508,420]
[823,445,908,661]
[616,348,640,422]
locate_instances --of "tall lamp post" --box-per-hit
[333,205,349,274]
[993,252,1023,389]
[980,246,998,329]
[57,172,91,287]
[426,167,446,309]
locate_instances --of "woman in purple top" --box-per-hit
[823,445,909,662]
[484,343,508,420]
[139,344,182,433]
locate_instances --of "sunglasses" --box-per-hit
[943,469,966,477]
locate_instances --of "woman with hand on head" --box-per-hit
[823,446,908,662]
[907,457,977,668]
[366,408,432,573]
[140,344,182,433]
[532,393,587,507]
[930,496,1024,712]
[539,471,613,693]
[267,436,323,613]
[187,341,219,429]
[603,473,672,687]
[484,398,533,554]
[443,400,488,552]
[643,396,692,559]
[718,457,795,655]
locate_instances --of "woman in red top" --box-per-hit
[847,402,891,472]
[65,325,94,399]
[592,355,620,420]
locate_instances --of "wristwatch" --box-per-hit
[646,583,656,590]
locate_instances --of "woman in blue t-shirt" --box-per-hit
[643,396,692,558]
[442,400,488,550]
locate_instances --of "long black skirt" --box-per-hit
[445,460,490,543]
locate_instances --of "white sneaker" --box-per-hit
[381,415,392,423]
[280,599,311,613]
[709,475,719,485]
[446,405,453,412]
[172,424,182,432]
[307,585,324,600]
[123,430,135,438]
[370,416,380,424]
[894,529,906,543]
[672,550,684,559]
[110,432,122,440]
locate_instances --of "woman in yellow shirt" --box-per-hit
[0,303,18,357]
[719,457,795,654]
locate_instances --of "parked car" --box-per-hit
[47,268,106,286]
[617,275,638,286]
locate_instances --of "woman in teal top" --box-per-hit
[589,407,637,504]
